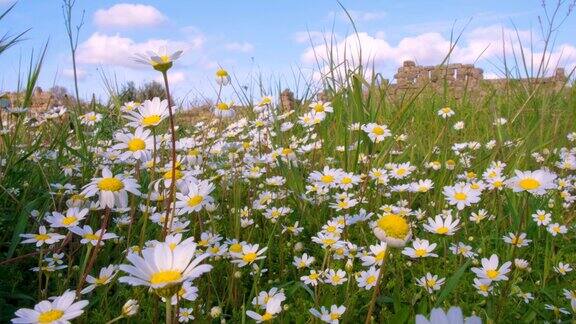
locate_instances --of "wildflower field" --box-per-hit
[1,2,576,324]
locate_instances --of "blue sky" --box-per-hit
[1,0,575,104]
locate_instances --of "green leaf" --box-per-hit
[435,260,470,306]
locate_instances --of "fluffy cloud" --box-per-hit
[76,32,203,68]
[155,70,186,85]
[62,68,87,81]
[94,4,166,28]
[301,26,576,79]
[224,42,254,53]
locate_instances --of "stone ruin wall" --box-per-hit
[388,60,568,98]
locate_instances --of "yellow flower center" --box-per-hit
[372,126,385,135]
[493,181,503,188]
[35,234,51,241]
[309,272,319,280]
[88,115,97,121]
[242,252,257,263]
[38,309,64,323]
[454,192,467,201]
[330,313,341,320]
[217,102,230,111]
[375,251,386,261]
[313,103,325,112]
[95,276,109,285]
[322,238,336,246]
[229,243,242,253]
[163,169,183,181]
[326,225,336,233]
[415,248,427,257]
[84,233,100,241]
[436,226,449,234]
[331,274,342,283]
[142,115,162,126]
[216,69,229,77]
[62,216,78,226]
[261,313,273,321]
[366,275,376,284]
[187,195,204,207]
[519,178,540,190]
[158,55,171,63]
[97,177,124,192]
[337,201,349,209]
[427,279,437,287]
[376,214,409,239]
[127,138,146,151]
[341,177,352,184]
[321,175,334,184]
[486,269,499,279]
[149,270,182,285]
[282,148,293,155]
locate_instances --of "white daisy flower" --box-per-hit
[11,290,88,324]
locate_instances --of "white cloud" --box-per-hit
[301,25,576,80]
[224,42,254,53]
[62,68,87,81]
[156,70,186,85]
[94,4,166,28]
[76,32,203,68]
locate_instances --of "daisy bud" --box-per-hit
[234,271,242,279]
[122,299,139,317]
[345,259,354,272]
[210,306,222,318]
[294,242,304,252]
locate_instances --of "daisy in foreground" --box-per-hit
[134,49,182,72]
[81,167,140,209]
[118,240,212,297]
[416,306,481,324]
[471,254,511,282]
[506,169,557,195]
[230,243,268,267]
[309,305,346,323]
[124,97,169,128]
[12,290,88,323]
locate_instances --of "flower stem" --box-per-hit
[165,299,173,324]
[76,207,111,297]
[160,70,177,240]
[365,258,387,324]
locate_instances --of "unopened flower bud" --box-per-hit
[122,299,139,317]
[210,306,222,318]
